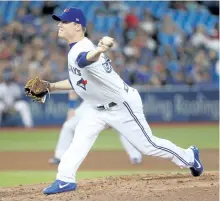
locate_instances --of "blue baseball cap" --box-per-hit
[52,7,86,27]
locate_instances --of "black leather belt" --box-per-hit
[97,102,117,110]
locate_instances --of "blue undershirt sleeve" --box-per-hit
[76,52,96,68]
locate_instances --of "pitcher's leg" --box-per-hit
[119,134,142,164]
[113,102,194,168]
[56,114,106,183]
[54,117,79,159]
[52,103,93,164]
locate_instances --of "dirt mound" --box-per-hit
[0,172,218,201]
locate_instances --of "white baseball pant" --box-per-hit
[54,102,142,162]
[57,88,194,182]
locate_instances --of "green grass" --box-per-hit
[0,125,218,188]
[0,130,59,151]
[0,125,218,151]
[0,170,150,187]
[0,168,218,187]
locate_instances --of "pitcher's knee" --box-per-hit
[63,119,77,132]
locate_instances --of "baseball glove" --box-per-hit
[24,77,50,103]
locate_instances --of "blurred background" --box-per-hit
[0,1,219,188]
[0,1,219,127]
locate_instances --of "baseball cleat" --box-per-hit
[43,180,77,195]
[189,146,203,177]
[48,157,60,165]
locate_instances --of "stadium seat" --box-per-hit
[5,1,21,24]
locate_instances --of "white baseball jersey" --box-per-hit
[68,37,128,106]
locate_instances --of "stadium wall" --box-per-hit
[2,87,219,127]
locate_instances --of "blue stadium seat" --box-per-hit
[167,61,180,72]
[66,1,81,8]
[29,1,43,8]
[2,1,218,39]
[175,11,186,23]
[168,9,178,21]
[5,1,21,24]
[93,15,107,33]
[154,6,168,19]
[0,1,8,16]
[183,22,193,35]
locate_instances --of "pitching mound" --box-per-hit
[1,172,218,201]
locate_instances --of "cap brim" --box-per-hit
[52,14,62,21]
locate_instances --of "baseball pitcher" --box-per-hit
[24,7,203,195]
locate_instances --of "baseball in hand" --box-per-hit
[101,36,114,48]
